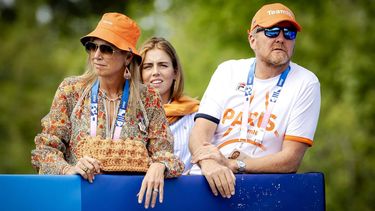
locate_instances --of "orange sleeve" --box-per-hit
[284,135,313,146]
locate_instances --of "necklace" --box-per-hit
[99,88,121,102]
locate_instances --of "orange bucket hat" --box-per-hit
[250,3,302,32]
[80,12,142,63]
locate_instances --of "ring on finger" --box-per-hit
[153,189,159,193]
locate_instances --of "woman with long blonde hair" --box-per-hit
[139,37,199,174]
[31,13,183,209]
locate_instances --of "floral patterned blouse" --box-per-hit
[31,76,184,178]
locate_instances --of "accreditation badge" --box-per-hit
[252,127,266,143]
[228,147,250,160]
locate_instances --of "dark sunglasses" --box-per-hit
[84,41,119,55]
[256,27,297,40]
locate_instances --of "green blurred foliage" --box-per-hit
[0,0,374,210]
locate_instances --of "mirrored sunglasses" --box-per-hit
[84,41,119,55]
[256,27,297,40]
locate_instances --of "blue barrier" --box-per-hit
[0,174,81,211]
[0,173,325,211]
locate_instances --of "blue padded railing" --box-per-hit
[0,173,325,211]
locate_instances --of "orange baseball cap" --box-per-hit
[250,3,301,32]
[80,13,142,63]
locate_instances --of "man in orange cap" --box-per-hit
[189,3,321,198]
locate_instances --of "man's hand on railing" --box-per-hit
[190,143,228,166]
[198,159,236,199]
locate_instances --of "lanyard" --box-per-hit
[90,79,130,140]
[240,60,290,144]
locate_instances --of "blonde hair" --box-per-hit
[139,37,184,101]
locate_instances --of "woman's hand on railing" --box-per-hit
[63,156,101,183]
[137,162,166,209]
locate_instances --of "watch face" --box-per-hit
[237,160,246,173]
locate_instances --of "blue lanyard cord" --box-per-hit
[245,61,290,99]
[115,80,130,128]
[246,61,256,88]
[91,80,100,104]
[90,79,130,139]
[244,62,255,98]
[240,60,290,147]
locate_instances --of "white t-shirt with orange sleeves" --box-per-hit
[189,58,320,175]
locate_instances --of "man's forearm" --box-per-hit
[188,131,205,156]
[239,141,308,173]
[189,118,217,156]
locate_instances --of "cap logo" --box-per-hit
[266,9,293,18]
[102,20,113,25]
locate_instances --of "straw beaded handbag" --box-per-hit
[76,136,151,172]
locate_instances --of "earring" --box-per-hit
[124,67,131,79]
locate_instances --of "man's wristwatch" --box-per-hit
[236,160,246,173]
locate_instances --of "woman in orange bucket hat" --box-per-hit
[31,13,184,209]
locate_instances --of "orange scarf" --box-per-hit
[164,95,200,124]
